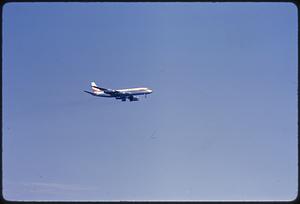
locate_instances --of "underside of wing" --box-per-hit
[103,89,132,97]
[103,89,122,96]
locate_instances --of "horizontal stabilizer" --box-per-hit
[84,90,96,96]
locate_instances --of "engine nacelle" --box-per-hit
[129,96,139,101]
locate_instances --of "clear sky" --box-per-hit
[2,2,297,201]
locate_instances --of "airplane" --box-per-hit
[84,82,153,102]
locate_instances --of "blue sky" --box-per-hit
[2,2,297,201]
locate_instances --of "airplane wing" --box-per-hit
[92,84,131,96]
[92,85,119,95]
[98,88,131,96]
[101,89,122,95]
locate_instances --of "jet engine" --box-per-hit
[129,96,139,101]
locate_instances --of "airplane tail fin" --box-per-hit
[91,81,102,93]
[91,82,97,87]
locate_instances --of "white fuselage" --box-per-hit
[94,87,152,97]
